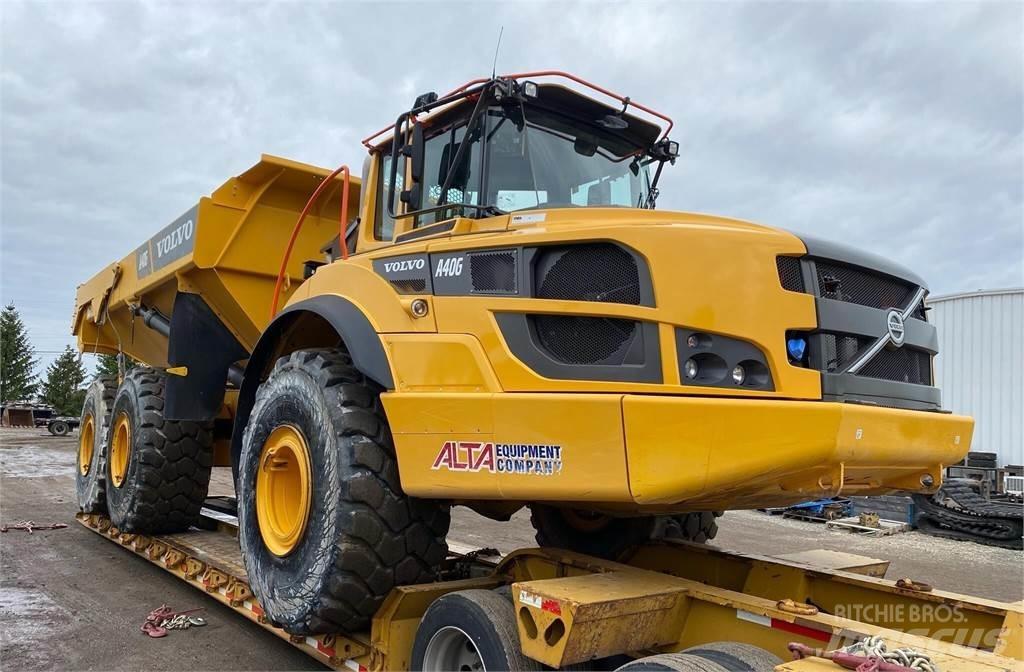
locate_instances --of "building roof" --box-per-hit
[928,287,1024,303]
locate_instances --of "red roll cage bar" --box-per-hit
[360,70,674,149]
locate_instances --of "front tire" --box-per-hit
[237,349,450,635]
[105,367,213,533]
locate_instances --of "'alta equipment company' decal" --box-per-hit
[432,441,563,476]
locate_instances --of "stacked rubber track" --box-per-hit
[913,479,1023,550]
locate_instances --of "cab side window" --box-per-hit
[417,123,482,227]
[375,152,403,241]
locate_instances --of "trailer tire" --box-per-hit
[76,377,118,513]
[410,589,540,671]
[683,642,782,671]
[617,653,730,671]
[237,349,450,635]
[530,507,723,560]
[50,420,70,436]
[105,367,213,533]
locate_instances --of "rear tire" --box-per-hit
[105,367,213,533]
[411,589,540,671]
[530,507,723,560]
[76,377,117,513]
[237,349,450,635]
[50,420,70,436]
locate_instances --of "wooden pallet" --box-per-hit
[825,516,911,536]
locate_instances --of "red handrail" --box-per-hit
[360,70,673,148]
[270,165,350,316]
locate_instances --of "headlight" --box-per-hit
[731,365,746,385]
[684,358,699,380]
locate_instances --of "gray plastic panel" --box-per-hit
[821,372,940,410]
[817,299,938,353]
[796,233,928,290]
[675,329,775,391]
[372,253,433,294]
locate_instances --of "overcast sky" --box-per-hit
[2,1,1021,375]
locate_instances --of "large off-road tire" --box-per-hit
[682,642,782,671]
[76,376,117,512]
[617,653,729,672]
[237,349,451,635]
[411,589,540,671]
[105,367,214,533]
[530,507,723,560]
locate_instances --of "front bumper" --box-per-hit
[386,391,973,511]
[623,395,973,510]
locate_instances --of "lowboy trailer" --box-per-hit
[78,508,1022,671]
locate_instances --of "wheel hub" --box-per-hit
[78,414,95,476]
[110,412,131,487]
[422,625,485,671]
[256,425,313,557]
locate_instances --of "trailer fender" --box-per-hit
[230,295,394,479]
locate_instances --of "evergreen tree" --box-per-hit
[41,345,88,415]
[94,352,136,380]
[0,303,38,402]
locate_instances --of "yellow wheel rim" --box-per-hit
[110,412,131,488]
[78,414,95,476]
[256,425,313,557]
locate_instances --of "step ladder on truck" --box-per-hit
[70,71,998,671]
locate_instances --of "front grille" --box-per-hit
[530,315,638,365]
[534,243,641,305]
[858,346,932,385]
[815,261,915,311]
[776,256,805,292]
[819,333,873,372]
[469,250,517,294]
[813,331,932,386]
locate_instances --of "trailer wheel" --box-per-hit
[411,589,540,672]
[105,367,213,533]
[237,348,450,635]
[77,377,118,512]
[50,420,70,436]
[616,653,729,671]
[530,507,722,560]
[683,642,782,671]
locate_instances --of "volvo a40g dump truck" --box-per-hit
[73,71,973,636]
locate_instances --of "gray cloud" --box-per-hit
[2,0,1021,373]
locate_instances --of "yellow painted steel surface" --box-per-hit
[255,425,313,557]
[78,414,94,476]
[109,412,131,488]
[72,155,361,366]
[381,390,972,510]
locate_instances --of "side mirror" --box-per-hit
[400,122,425,209]
[404,122,425,183]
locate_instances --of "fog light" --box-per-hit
[687,335,699,348]
[731,365,746,385]
[787,337,807,362]
[522,81,539,98]
[684,358,698,379]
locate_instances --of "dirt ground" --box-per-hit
[2,426,1021,671]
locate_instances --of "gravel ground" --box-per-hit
[2,426,1021,670]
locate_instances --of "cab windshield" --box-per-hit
[481,105,652,212]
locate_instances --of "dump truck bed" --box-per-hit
[78,508,1023,671]
[72,155,360,366]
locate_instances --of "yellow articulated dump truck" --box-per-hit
[73,72,983,666]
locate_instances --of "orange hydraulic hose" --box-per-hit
[270,165,350,317]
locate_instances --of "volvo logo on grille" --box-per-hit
[886,309,906,346]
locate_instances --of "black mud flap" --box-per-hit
[165,292,248,421]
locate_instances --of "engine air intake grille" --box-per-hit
[469,250,517,294]
[815,261,915,311]
[534,243,641,305]
[389,278,426,293]
[530,315,639,365]
[776,256,805,292]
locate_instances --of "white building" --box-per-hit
[928,288,1024,468]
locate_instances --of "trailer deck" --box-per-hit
[77,509,1023,671]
